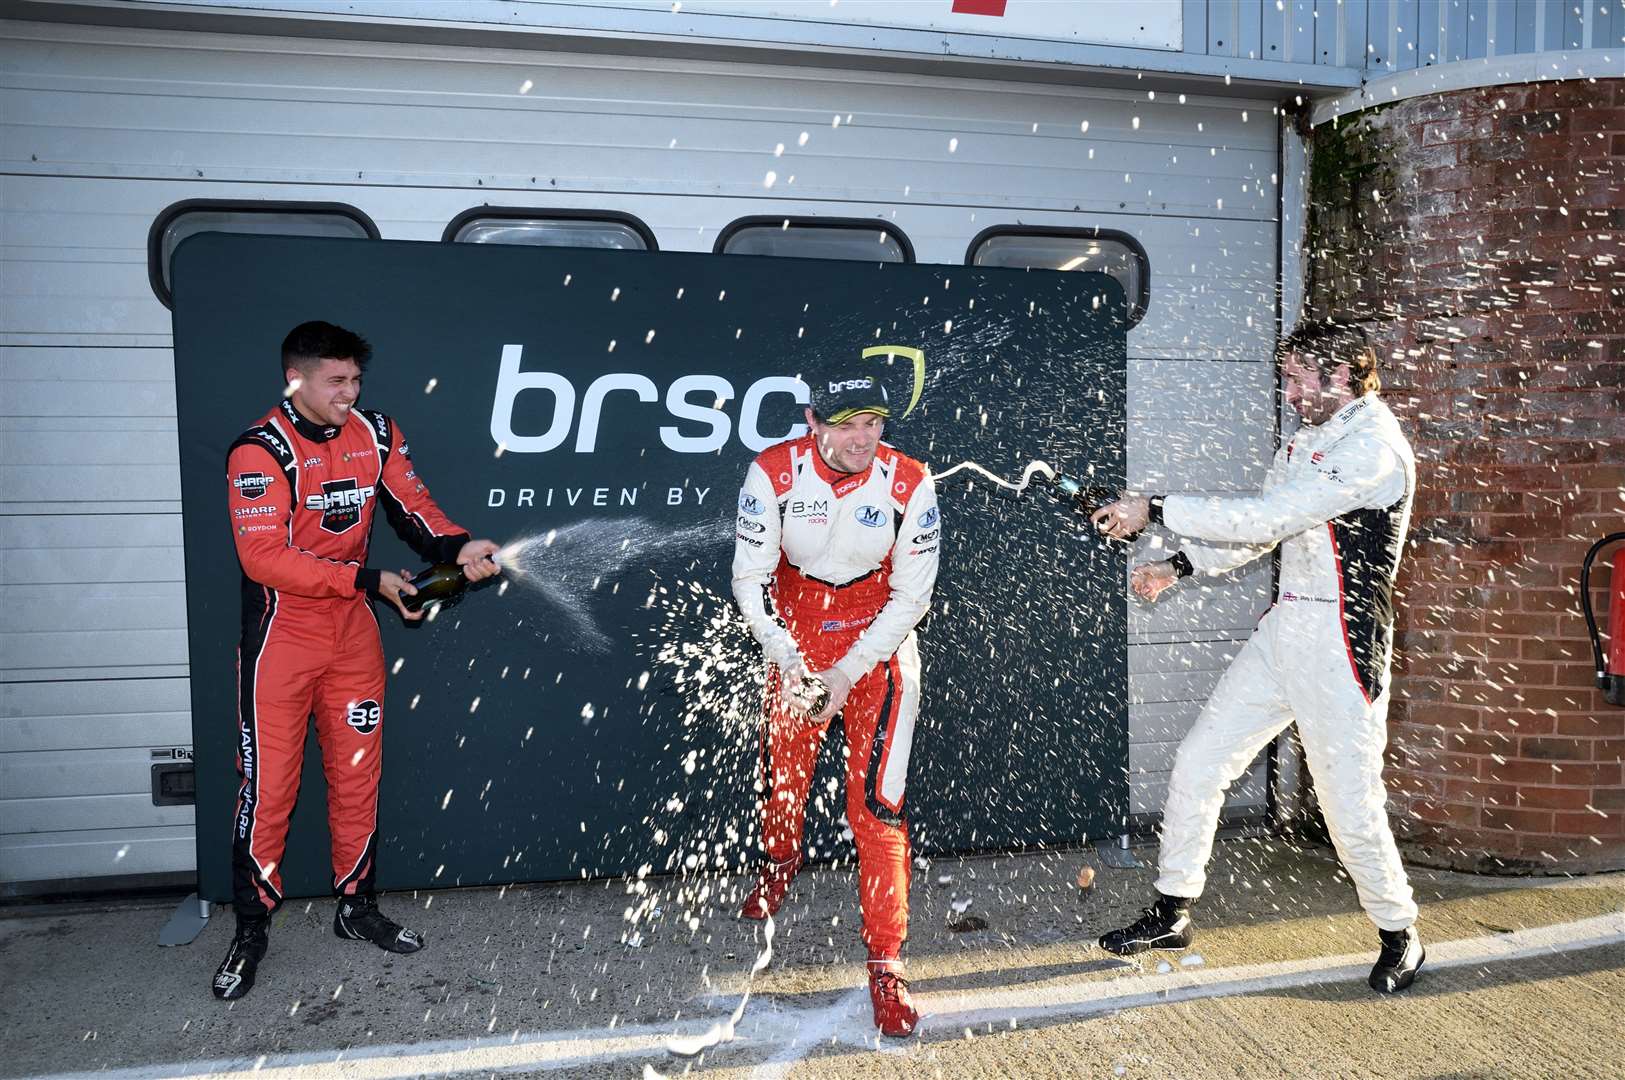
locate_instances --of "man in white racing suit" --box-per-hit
[731,363,940,1037]
[1092,321,1425,994]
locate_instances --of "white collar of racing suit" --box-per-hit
[1304,392,1382,448]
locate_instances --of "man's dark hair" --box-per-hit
[281,321,372,376]
[1278,319,1380,395]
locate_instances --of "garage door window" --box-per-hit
[444,207,656,250]
[716,217,913,262]
[967,227,1149,326]
[148,200,377,308]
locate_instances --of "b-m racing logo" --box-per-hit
[306,479,375,534]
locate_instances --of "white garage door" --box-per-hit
[0,17,1279,886]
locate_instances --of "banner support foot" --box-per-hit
[1095,835,1141,869]
[158,892,212,947]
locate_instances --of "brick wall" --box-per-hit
[1305,79,1625,873]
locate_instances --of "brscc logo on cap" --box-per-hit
[828,378,874,393]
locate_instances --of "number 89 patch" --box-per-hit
[346,699,381,735]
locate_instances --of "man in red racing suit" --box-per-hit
[213,321,500,1001]
[731,365,940,1037]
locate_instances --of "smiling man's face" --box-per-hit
[287,355,362,428]
[806,408,885,473]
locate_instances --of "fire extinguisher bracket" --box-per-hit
[1580,531,1625,707]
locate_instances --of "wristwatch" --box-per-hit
[1148,494,1166,526]
[1169,551,1194,579]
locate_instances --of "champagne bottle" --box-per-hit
[1037,472,1138,539]
[1037,471,1114,514]
[401,562,467,613]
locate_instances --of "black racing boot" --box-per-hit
[1369,926,1425,993]
[211,914,269,1000]
[1098,893,1195,956]
[334,895,425,954]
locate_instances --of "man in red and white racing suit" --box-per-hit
[1093,322,1425,995]
[213,321,500,1001]
[731,367,940,1037]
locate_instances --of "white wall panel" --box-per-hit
[7,584,187,632]
[0,18,1280,883]
[3,630,190,676]
[3,712,193,754]
[1,677,191,717]
[2,747,178,800]
[3,794,194,834]
[1133,766,1267,817]
[0,827,193,883]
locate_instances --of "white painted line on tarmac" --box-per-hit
[23,1025,680,1080]
[926,910,1625,1035]
[25,911,1625,1080]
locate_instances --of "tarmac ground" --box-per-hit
[2,832,1622,1079]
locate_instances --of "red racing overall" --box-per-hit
[732,434,940,958]
[226,399,468,917]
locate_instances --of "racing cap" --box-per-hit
[809,367,890,424]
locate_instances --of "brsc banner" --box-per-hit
[172,234,1128,903]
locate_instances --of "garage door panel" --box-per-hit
[8,664,191,683]
[1130,668,1224,705]
[1128,562,1273,637]
[3,548,187,586]
[1,464,180,502]
[1128,358,1276,421]
[0,513,181,549]
[0,429,179,466]
[0,827,194,882]
[0,380,176,417]
[1132,761,1268,816]
[0,629,190,671]
[1128,700,1203,744]
[1129,637,1245,675]
[1,747,173,799]
[0,345,173,381]
[2,711,192,753]
[1130,430,1274,492]
[1,677,191,718]
[6,583,187,628]
[3,793,193,834]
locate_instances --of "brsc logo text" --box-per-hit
[490,345,811,454]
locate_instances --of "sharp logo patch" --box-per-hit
[233,472,273,501]
[306,479,375,533]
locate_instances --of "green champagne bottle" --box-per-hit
[1039,471,1112,513]
[1038,472,1139,539]
[401,562,467,613]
